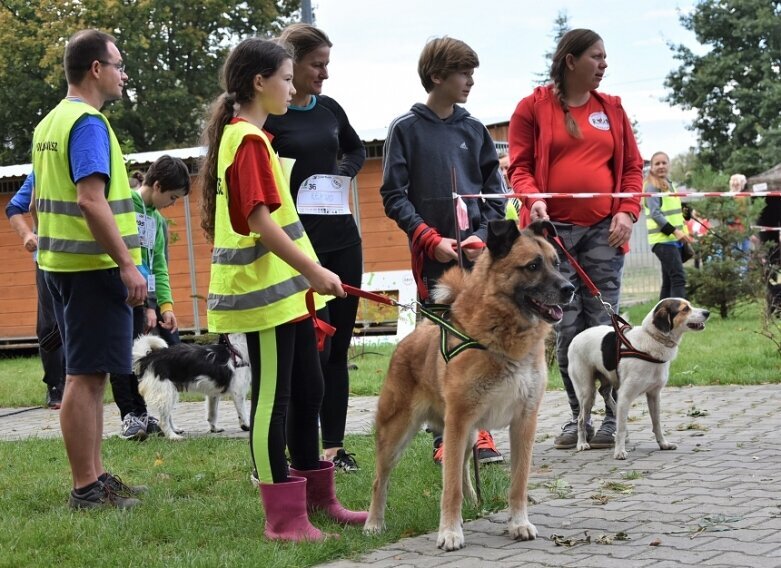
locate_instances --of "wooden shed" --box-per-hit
[0,122,510,345]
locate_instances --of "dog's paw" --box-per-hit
[437,526,465,551]
[659,441,677,450]
[613,448,628,459]
[508,520,538,541]
[166,433,185,441]
[576,442,591,452]
[173,428,184,435]
[240,424,250,432]
[209,425,225,433]
[362,519,384,535]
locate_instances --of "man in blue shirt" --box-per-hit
[5,172,66,408]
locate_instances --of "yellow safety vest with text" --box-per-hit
[644,182,688,245]
[207,120,326,332]
[33,99,140,272]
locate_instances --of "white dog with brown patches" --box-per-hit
[568,298,709,459]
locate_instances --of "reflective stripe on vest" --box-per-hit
[207,120,326,333]
[644,184,687,245]
[33,99,141,271]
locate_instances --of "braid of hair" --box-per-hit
[553,79,581,138]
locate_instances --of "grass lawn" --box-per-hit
[0,433,510,568]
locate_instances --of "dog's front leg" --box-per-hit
[462,430,478,505]
[507,410,538,541]
[207,396,223,433]
[437,413,469,551]
[647,388,676,451]
[233,393,250,431]
[613,391,632,459]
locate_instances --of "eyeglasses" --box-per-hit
[99,60,126,74]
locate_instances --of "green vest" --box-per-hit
[33,99,140,272]
[207,120,326,332]
[644,181,688,245]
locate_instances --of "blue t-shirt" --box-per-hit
[68,114,111,184]
[5,171,34,217]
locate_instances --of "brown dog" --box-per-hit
[363,220,574,551]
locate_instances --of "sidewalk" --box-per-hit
[1,384,780,567]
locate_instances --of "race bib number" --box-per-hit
[296,174,352,215]
[136,213,157,249]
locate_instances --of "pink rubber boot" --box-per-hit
[290,460,369,525]
[258,477,325,541]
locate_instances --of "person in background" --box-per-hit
[380,36,506,466]
[128,170,144,190]
[498,150,520,221]
[643,151,693,299]
[199,37,367,542]
[265,23,365,472]
[110,155,190,440]
[33,29,148,509]
[508,28,642,451]
[5,171,66,409]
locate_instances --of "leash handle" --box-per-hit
[305,289,336,351]
[342,284,397,306]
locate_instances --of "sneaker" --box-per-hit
[250,469,260,488]
[432,437,444,466]
[589,419,617,449]
[120,413,147,441]
[46,384,64,410]
[553,420,594,450]
[102,473,148,496]
[68,481,140,510]
[142,413,162,436]
[475,430,504,464]
[332,449,360,472]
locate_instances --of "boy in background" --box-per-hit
[380,36,506,465]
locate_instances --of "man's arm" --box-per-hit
[76,174,147,306]
[9,214,37,252]
[5,173,37,252]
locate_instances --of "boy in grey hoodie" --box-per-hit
[380,36,506,465]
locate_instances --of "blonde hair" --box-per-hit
[644,151,671,191]
[729,173,747,192]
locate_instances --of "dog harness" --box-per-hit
[419,304,486,363]
[219,334,250,368]
[609,314,666,383]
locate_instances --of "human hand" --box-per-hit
[160,310,178,332]
[22,232,38,253]
[307,266,347,298]
[434,238,459,263]
[608,212,634,248]
[461,235,485,262]
[120,265,148,306]
[145,308,157,332]
[529,201,549,222]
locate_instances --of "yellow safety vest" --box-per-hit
[207,120,326,332]
[644,181,688,245]
[33,99,140,272]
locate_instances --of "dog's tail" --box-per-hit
[429,266,468,305]
[132,334,169,374]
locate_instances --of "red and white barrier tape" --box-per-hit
[457,191,781,200]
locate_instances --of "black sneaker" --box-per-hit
[120,413,147,441]
[141,413,163,436]
[332,449,360,472]
[589,419,617,449]
[553,420,594,450]
[46,384,64,410]
[68,481,140,510]
[102,473,148,496]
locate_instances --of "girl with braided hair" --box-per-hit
[507,28,643,451]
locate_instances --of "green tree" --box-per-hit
[665,0,781,177]
[0,0,299,165]
[533,10,570,86]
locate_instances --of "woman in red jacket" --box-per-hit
[508,29,642,451]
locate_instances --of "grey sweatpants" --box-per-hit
[552,217,624,423]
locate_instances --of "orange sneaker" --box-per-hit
[432,438,444,465]
[475,430,504,464]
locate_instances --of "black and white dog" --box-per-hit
[132,334,251,440]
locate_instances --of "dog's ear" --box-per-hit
[486,219,521,259]
[652,300,676,333]
[527,220,558,239]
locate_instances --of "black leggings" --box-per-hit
[315,243,362,450]
[248,319,324,484]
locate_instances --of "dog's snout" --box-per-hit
[702,309,710,320]
[560,280,575,302]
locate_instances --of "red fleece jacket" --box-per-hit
[507,85,643,252]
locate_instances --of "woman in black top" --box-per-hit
[266,23,366,472]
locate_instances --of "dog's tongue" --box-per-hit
[544,304,564,322]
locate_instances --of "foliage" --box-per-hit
[684,195,766,317]
[532,9,570,86]
[669,150,730,190]
[0,0,300,165]
[665,0,781,177]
